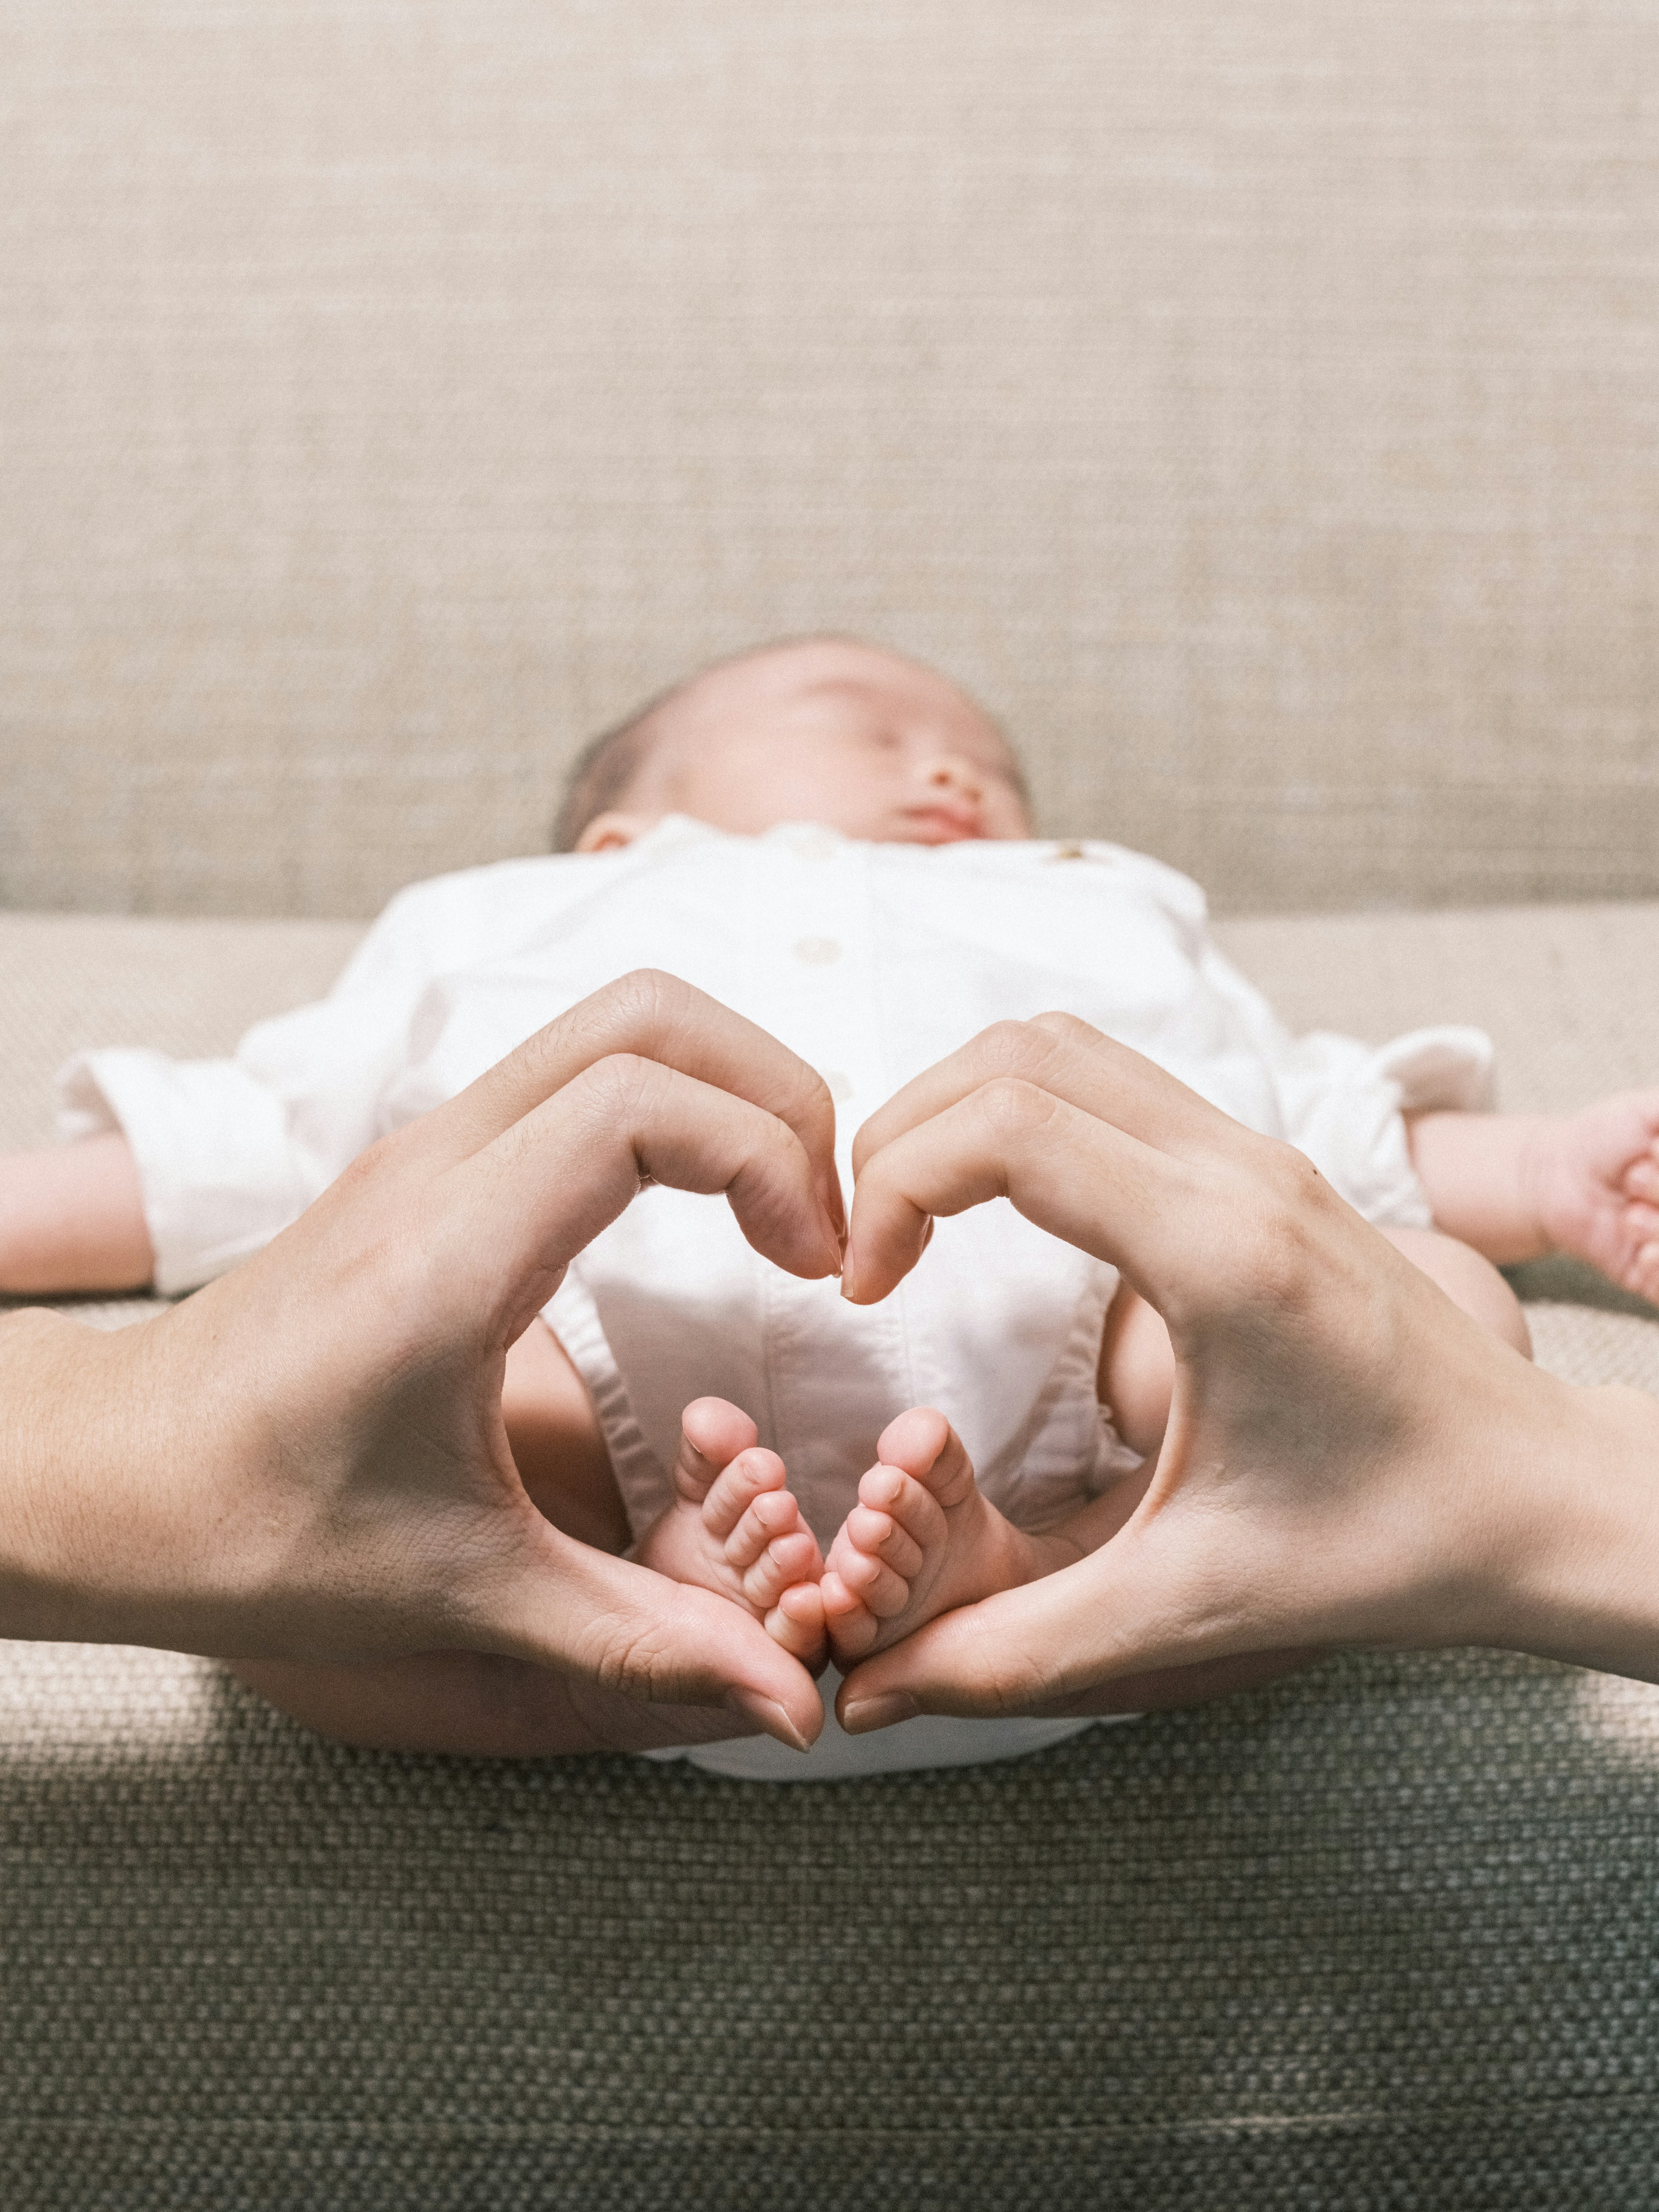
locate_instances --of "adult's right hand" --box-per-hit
[835,1016,1659,1733]
[0,972,843,1751]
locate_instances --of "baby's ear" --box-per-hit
[575,811,662,854]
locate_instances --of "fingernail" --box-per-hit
[839,1691,918,1734]
[729,1688,810,1752]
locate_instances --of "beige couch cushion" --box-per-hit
[3,902,1659,2204]
[4,0,1659,922]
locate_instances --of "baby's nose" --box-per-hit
[925,753,983,795]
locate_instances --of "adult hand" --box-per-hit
[835,1016,1659,1733]
[0,972,843,1751]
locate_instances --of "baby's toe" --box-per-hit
[825,1525,912,1620]
[672,1397,760,1508]
[843,1501,925,1581]
[872,1406,977,1508]
[701,1446,789,1543]
[820,1572,881,1660]
[766,1581,826,1663]
[858,1463,946,1553]
[742,1527,821,1611]
[1626,1156,1659,1204]
[720,1477,803,1567]
[874,1405,950,1475]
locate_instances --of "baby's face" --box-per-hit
[582,640,1033,850]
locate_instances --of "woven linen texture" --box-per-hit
[3,0,1658,919]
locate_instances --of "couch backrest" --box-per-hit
[4,1,1656,919]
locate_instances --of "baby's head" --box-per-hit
[554,636,1033,853]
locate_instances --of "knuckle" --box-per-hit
[974,1074,1056,1141]
[771,1058,834,1140]
[584,1610,677,1702]
[612,965,682,1012]
[1264,1137,1326,1203]
[1028,1009,1100,1050]
[1212,1169,1323,1313]
[331,1129,397,1195]
[960,1624,1051,1717]
[578,967,684,1053]
[569,1050,665,1128]
[799,1065,836,1123]
[597,967,671,1038]
[970,1019,1060,1084]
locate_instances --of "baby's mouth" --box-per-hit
[900,806,984,844]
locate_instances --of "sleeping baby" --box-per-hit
[7,636,1659,1779]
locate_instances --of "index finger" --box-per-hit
[407,968,844,1246]
[844,1027,1305,1308]
[851,1015,1230,1181]
[843,1076,1207,1306]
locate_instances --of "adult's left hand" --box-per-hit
[833,1016,1659,1734]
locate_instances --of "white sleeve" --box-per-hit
[1196,943,1495,1228]
[54,878,462,1294]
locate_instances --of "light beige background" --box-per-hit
[3,1,1656,919]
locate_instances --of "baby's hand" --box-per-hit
[1529,1090,1659,1301]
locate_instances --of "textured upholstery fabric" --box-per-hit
[4,0,1659,921]
[7,3,1659,2194]
[3,903,1659,2205]
[5,1640,1659,2209]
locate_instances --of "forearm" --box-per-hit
[0,1133,155,1293]
[1493,1376,1659,1682]
[1406,1111,1550,1264]
[0,1300,267,1653]
[0,1306,153,1643]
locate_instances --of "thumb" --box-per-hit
[500,1536,826,1752]
[833,1575,1087,1733]
[832,1519,1244,1733]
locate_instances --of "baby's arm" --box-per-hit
[0,1133,155,1294]
[1409,1095,1659,1300]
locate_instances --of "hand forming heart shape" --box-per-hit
[11,971,1646,1762]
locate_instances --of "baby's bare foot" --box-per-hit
[634,1397,827,1665]
[1529,1091,1659,1301]
[820,1407,1078,1667]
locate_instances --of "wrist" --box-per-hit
[1408,1111,1552,1264]
[0,1305,226,1649]
[0,1308,129,1640]
[1510,1113,1565,1262]
[1481,1372,1659,1677]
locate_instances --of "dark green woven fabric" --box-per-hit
[4,1649,1659,2208]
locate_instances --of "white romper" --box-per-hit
[59,819,1493,1782]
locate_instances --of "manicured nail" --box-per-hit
[729,1688,810,1751]
[839,1690,918,1734]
